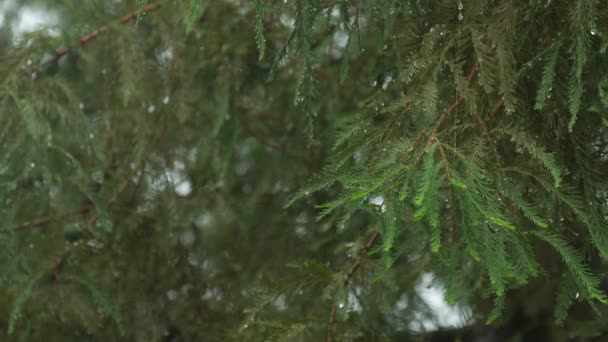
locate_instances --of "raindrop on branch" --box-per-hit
[166,289,178,301]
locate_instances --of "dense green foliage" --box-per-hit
[1,0,608,340]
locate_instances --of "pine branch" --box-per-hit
[33,0,170,73]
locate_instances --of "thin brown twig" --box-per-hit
[473,111,521,216]
[12,203,94,230]
[327,303,338,342]
[474,114,502,167]
[489,98,505,119]
[36,0,170,72]
[242,112,279,151]
[426,65,478,146]
[343,231,380,287]
[436,143,453,180]
[327,231,379,341]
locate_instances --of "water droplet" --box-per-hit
[148,105,156,113]
[89,133,95,139]
[166,289,178,301]
[79,102,84,110]
[30,162,36,168]
[180,230,196,247]
[91,170,103,183]
[590,29,597,36]
[163,95,170,104]
[458,12,464,20]
[86,239,104,249]
[458,1,464,11]
[188,253,200,266]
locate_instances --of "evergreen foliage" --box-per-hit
[1,0,608,340]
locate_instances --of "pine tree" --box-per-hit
[1,0,608,340]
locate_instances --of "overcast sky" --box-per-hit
[0,0,59,40]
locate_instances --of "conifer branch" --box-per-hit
[36,0,170,72]
[343,231,380,286]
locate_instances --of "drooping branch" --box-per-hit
[36,0,170,72]
[12,2,172,231]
